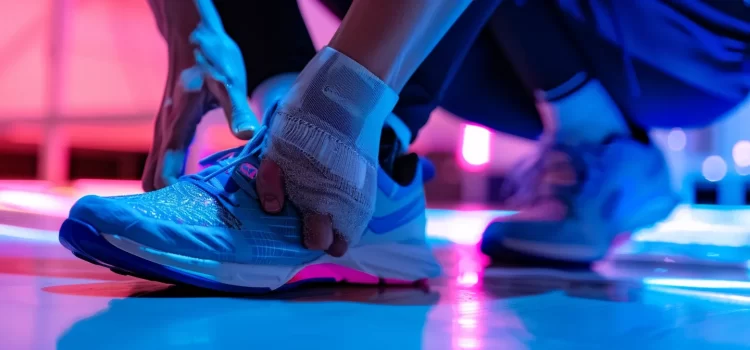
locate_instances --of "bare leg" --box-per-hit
[330,0,471,92]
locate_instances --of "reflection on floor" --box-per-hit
[1,181,749,349]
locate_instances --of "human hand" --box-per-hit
[142,0,258,191]
[190,0,257,139]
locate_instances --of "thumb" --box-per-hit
[207,78,258,140]
[226,89,258,140]
[228,110,257,140]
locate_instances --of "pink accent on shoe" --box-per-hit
[238,163,258,180]
[288,263,419,285]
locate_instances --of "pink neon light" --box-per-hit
[457,271,479,287]
[459,124,490,170]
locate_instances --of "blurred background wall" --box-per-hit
[0,0,748,206]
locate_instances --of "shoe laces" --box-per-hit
[193,124,268,183]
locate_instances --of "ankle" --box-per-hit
[537,79,630,146]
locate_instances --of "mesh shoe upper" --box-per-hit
[69,127,327,266]
[116,182,241,229]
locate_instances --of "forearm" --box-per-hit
[329,0,472,92]
[258,1,471,250]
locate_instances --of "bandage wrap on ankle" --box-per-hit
[263,46,398,245]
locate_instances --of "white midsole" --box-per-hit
[102,234,441,290]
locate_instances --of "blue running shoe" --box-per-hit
[481,138,680,264]
[59,118,440,293]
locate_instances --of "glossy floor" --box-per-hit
[1,182,750,349]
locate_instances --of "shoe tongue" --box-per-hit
[201,154,261,198]
[234,155,259,178]
[228,155,261,195]
[198,146,244,168]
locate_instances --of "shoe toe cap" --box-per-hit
[69,195,140,234]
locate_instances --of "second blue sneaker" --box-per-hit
[481,138,680,264]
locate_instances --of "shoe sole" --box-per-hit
[60,218,439,293]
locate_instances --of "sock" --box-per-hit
[378,126,401,177]
[537,76,631,146]
[263,46,398,245]
[378,126,420,186]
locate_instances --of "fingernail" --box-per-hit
[263,195,281,212]
[233,122,255,137]
[234,124,255,134]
